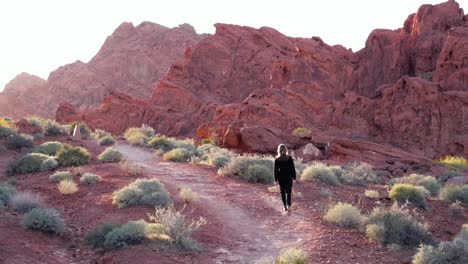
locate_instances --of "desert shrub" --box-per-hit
[413,224,468,264]
[25,116,44,132]
[112,179,172,208]
[439,185,468,203]
[0,117,13,128]
[21,208,65,234]
[449,201,463,216]
[42,119,65,136]
[98,147,123,163]
[198,145,235,168]
[179,188,200,203]
[163,148,192,162]
[340,161,378,186]
[120,161,143,177]
[148,206,206,251]
[391,174,441,196]
[80,173,102,185]
[173,138,196,152]
[57,180,78,195]
[93,129,111,139]
[49,171,73,183]
[0,185,17,209]
[329,165,344,179]
[98,135,115,146]
[148,135,175,152]
[365,190,380,198]
[245,164,274,184]
[33,141,63,156]
[439,171,463,183]
[103,220,147,249]
[389,184,429,209]
[275,247,308,264]
[364,205,432,248]
[56,144,91,167]
[9,153,58,174]
[9,191,45,214]
[219,155,274,184]
[212,155,230,168]
[7,133,34,150]
[324,202,363,227]
[437,156,468,170]
[0,125,17,139]
[84,223,121,250]
[201,137,216,145]
[69,122,92,138]
[124,125,155,146]
[301,162,340,185]
[292,127,312,138]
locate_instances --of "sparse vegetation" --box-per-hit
[148,135,175,152]
[120,161,143,177]
[439,170,463,183]
[219,155,274,184]
[437,156,468,170]
[389,184,429,209]
[0,125,17,139]
[7,133,34,150]
[365,190,380,198]
[148,206,206,251]
[0,185,17,209]
[364,205,432,248]
[21,208,66,234]
[449,201,463,216]
[301,162,340,185]
[179,188,200,203]
[292,127,312,138]
[80,173,102,185]
[49,171,73,183]
[69,122,92,138]
[197,144,234,168]
[103,220,147,249]
[84,223,121,250]
[201,137,216,145]
[93,129,111,139]
[391,174,441,196]
[439,185,468,203]
[99,135,115,146]
[275,247,308,264]
[324,202,364,227]
[124,125,155,146]
[112,179,172,208]
[163,148,193,162]
[98,147,123,163]
[33,141,63,156]
[56,144,91,167]
[340,161,378,186]
[9,191,45,214]
[42,119,65,136]
[8,153,58,174]
[57,180,78,195]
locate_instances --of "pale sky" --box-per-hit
[0,0,466,91]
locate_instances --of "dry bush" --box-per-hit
[57,180,78,195]
[179,188,200,203]
[324,202,364,227]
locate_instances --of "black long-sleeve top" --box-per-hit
[274,155,296,184]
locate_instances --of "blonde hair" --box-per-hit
[277,144,288,158]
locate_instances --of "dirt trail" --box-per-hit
[115,143,310,263]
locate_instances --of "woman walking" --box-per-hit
[274,144,296,211]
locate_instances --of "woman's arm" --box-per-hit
[289,156,296,180]
[274,159,278,183]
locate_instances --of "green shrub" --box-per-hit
[341,161,378,186]
[391,174,441,196]
[148,135,175,152]
[56,144,91,167]
[25,116,44,132]
[148,206,206,251]
[0,185,17,209]
[201,137,216,145]
[93,129,111,139]
[439,185,468,203]
[301,162,340,185]
[163,148,192,162]
[275,247,308,264]
[112,179,172,208]
[80,173,102,185]
[21,208,66,234]
[49,171,73,183]
[324,202,363,227]
[42,119,65,136]
[364,205,432,248]
[103,220,147,249]
[212,155,230,168]
[98,147,123,163]
[198,145,234,168]
[69,122,92,138]
[9,192,45,214]
[0,125,17,139]
[219,155,274,184]
[449,201,463,216]
[439,171,463,183]
[84,223,121,250]
[413,224,468,264]
[33,141,63,156]
[124,125,155,146]
[7,133,34,150]
[173,138,196,153]
[246,164,274,184]
[292,127,312,138]
[120,161,143,177]
[389,184,429,209]
[329,165,344,179]
[9,153,58,174]
[99,135,115,146]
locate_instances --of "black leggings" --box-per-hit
[279,182,292,207]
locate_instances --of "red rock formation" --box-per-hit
[1,22,205,118]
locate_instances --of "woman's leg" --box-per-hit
[286,182,292,207]
[279,184,287,210]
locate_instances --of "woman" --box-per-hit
[274,144,296,211]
